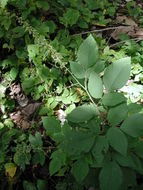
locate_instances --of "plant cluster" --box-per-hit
[1,0,143,190]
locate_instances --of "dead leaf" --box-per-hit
[22,102,41,116]
[116,15,138,27]
[111,26,134,40]
[10,102,41,129]
[9,83,28,107]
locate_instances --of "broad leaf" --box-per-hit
[77,35,98,69]
[23,181,36,190]
[103,57,131,91]
[107,127,128,156]
[70,61,85,79]
[107,103,128,126]
[99,161,123,190]
[49,150,66,176]
[92,136,109,164]
[60,130,95,155]
[121,113,143,137]
[42,117,61,136]
[67,104,97,123]
[88,72,103,99]
[0,0,8,8]
[72,158,89,182]
[102,92,126,107]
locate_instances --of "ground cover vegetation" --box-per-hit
[1,0,143,189]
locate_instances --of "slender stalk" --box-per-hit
[72,26,129,36]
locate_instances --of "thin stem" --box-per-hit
[110,37,143,48]
[72,26,128,36]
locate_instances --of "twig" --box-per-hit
[110,37,143,48]
[72,26,128,36]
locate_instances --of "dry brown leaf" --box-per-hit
[111,26,134,40]
[116,15,138,27]
[22,102,41,116]
[10,102,41,129]
[9,83,28,107]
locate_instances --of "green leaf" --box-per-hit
[107,127,128,156]
[70,61,85,79]
[23,181,36,190]
[77,35,99,69]
[0,0,8,8]
[99,161,123,190]
[10,67,19,80]
[107,103,128,126]
[72,158,89,183]
[67,104,97,123]
[60,8,80,27]
[102,92,126,107]
[37,179,48,190]
[49,150,66,176]
[113,153,135,168]
[88,72,103,99]
[103,57,131,91]
[92,136,109,164]
[128,103,143,115]
[60,127,95,155]
[29,132,43,148]
[134,141,143,158]
[121,113,143,137]
[33,150,45,166]
[42,117,61,136]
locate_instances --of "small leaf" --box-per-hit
[29,132,43,148]
[107,127,128,156]
[88,72,103,99]
[67,104,97,123]
[102,92,126,107]
[77,35,99,69]
[121,113,143,137]
[103,57,131,91]
[72,158,89,183]
[107,103,128,126]
[99,161,123,190]
[5,163,17,178]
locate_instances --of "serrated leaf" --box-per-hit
[102,92,126,107]
[103,57,131,91]
[72,158,89,183]
[107,127,128,156]
[77,35,99,69]
[88,72,103,99]
[99,161,123,190]
[29,132,43,148]
[67,104,97,123]
[121,113,143,137]
[107,103,128,126]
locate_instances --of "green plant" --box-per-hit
[43,35,143,190]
